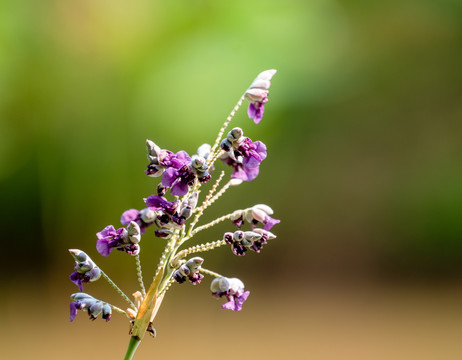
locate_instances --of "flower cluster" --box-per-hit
[70,293,113,322]
[69,249,101,291]
[224,228,276,256]
[220,127,267,182]
[173,257,204,284]
[67,69,280,359]
[145,142,211,196]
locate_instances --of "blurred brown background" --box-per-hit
[1,0,462,359]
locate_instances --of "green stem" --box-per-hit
[124,336,141,360]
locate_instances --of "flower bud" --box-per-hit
[191,155,208,171]
[227,127,243,142]
[197,143,211,159]
[223,232,233,244]
[186,257,204,272]
[220,138,233,152]
[179,264,191,276]
[155,229,174,239]
[146,139,161,157]
[140,208,156,223]
[244,231,262,242]
[233,231,244,242]
[229,178,243,186]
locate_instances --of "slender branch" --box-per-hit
[110,304,127,315]
[201,179,233,211]
[191,210,247,236]
[171,239,227,266]
[134,254,146,297]
[200,267,223,278]
[100,270,136,309]
[209,95,245,156]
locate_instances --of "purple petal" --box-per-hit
[97,225,116,239]
[244,166,260,182]
[221,299,238,311]
[231,166,250,181]
[145,195,167,209]
[264,216,280,231]
[70,272,84,291]
[171,151,191,168]
[254,141,267,161]
[70,301,78,322]
[248,103,257,119]
[253,104,264,124]
[171,180,189,196]
[161,168,178,188]
[120,209,139,225]
[96,239,114,257]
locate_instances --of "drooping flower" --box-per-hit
[70,293,112,322]
[244,69,277,124]
[210,277,250,311]
[173,257,204,285]
[69,249,101,291]
[96,222,140,257]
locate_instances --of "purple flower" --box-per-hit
[96,223,140,257]
[245,69,277,124]
[220,132,267,182]
[247,97,268,124]
[68,249,101,291]
[120,208,156,234]
[210,277,250,311]
[70,293,112,322]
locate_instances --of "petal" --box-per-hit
[253,104,265,124]
[231,167,249,181]
[264,216,280,231]
[69,272,84,291]
[171,180,189,196]
[254,141,267,161]
[161,168,178,188]
[247,103,257,119]
[120,209,139,225]
[243,166,260,182]
[96,225,116,239]
[70,301,78,322]
[144,195,167,209]
[96,239,114,257]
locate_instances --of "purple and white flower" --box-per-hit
[210,277,250,311]
[96,221,140,257]
[231,204,280,231]
[70,293,112,322]
[245,69,277,124]
[69,249,101,291]
[220,128,267,182]
[223,228,276,256]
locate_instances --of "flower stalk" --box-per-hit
[67,69,280,360]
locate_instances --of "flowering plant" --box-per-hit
[68,70,280,359]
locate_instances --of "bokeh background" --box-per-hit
[1,0,462,359]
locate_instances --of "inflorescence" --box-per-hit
[67,70,280,353]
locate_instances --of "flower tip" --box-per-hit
[68,249,80,255]
[229,178,243,186]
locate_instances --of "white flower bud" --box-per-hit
[146,139,161,157]
[197,143,211,159]
[140,208,156,223]
[229,178,243,186]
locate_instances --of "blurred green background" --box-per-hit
[2,0,462,359]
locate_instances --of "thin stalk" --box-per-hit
[210,95,245,155]
[124,337,141,360]
[191,210,248,236]
[134,254,146,297]
[200,267,223,278]
[100,270,136,309]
